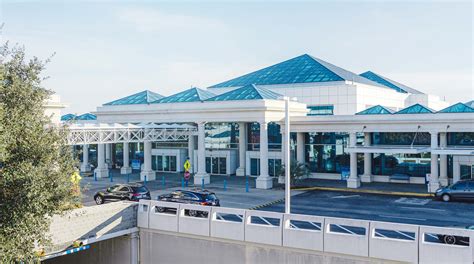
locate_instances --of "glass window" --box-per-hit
[219,157,227,175]
[163,156,169,172]
[251,158,260,176]
[118,186,129,192]
[170,156,177,172]
[372,132,430,146]
[205,123,239,149]
[448,133,474,146]
[452,181,468,190]
[372,153,430,177]
[212,157,219,174]
[205,157,211,173]
[307,105,334,116]
[460,165,473,180]
[247,122,281,151]
[157,156,163,171]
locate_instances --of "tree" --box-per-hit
[277,159,310,186]
[0,43,77,262]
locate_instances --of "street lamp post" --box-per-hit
[284,96,291,214]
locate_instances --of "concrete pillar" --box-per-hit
[129,232,139,264]
[361,133,373,183]
[256,121,272,189]
[121,142,132,174]
[296,132,305,164]
[439,132,448,186]
[347,132,361,188]
[429,132,440,192]
[105,143,112,169]
[188,135,196,174]
[140,141,155,181]
[80,144,91,172]
[236,122,247,176]
[194,122,210,184]
[94,144,109,178]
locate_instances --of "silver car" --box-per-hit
[435,180,474,202]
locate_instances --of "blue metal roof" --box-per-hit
[395,104,433,114]
[76,113,97,120]
[438,103,474,113]
[359,71,423,94]
[61,113,76,121]
[465,100,474,108]
[206,84,282,101]
[103,90,163,105]
[209,54,386,88]
[356,105,394,115]
[153,87,215,103]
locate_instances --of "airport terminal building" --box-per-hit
[64,54,474,192]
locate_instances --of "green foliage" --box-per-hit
[0,43,77,262]
[277,159,310,186]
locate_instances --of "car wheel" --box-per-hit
[95,195,104,205]
[444,235,457,245]
[442,194,451,202]
[188,210,198,217]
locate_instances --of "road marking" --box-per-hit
[401,206,446,212]
[332,195,361,199]
[378,214,427,221]
[395,197,431,205]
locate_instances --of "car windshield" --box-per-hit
[131,186,148,193]
[206,194,217,200]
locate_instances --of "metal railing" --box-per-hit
[138,200,474,264]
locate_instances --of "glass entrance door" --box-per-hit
[207,157,227,175]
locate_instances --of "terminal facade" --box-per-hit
[63,54,474,192]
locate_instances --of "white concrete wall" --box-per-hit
[151,148,187,172]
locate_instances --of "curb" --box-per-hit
[292,186,434,197]
[249,198,285,210]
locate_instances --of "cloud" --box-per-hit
[116,7,226,33]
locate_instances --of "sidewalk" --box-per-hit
[290,178,432,197]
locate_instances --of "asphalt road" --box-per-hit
[261,190,474,227]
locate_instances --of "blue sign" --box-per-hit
[341,167,350,180]
[131,159,141,170]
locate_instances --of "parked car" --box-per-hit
[437,225,474,245]
[94,183,151,205]
[435,180,474,202]
[156,189,220,217]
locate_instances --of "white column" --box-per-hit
[121,142,132,174]
[194,122,210,184]
[105,143,112,169]
[256,121,272,189]
[80,144,91,172]
[429,132,440,192]
[140,141,155,181]
[347,132,361,188]
[236,122,247,176]
[188,135,196,174]
[94,144,109,178]
[361,133,373,183]
[439,132,448,186]
[296,132,305,164]
[129,232,139,264]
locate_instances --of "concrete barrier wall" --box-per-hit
[369,221,419,263]
[283,213,324,251]
[148,201,179,232]
[138,201,474,263]
[324,217,369,257]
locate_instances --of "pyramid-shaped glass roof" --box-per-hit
[438,103,474,113]
[61,114,76,121]
[395,104,433,114]
[359,71,423,94]
[356,105,393,115]
[76,113,97,120]
[209,54,385,88]
[104,90,163,106]
[153,88,216,103]
[465,100,474,108]
[206,84,282,101]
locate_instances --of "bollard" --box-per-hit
[246,178,249,193]
[144,175,147,186]
[224,179,227,191]
[181,178,185,188]
[162,176,165,187]
[127,173,130,183]
[94,172,97,181]
[201,178,204,189]
[110,173,113,182]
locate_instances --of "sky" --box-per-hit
[1,0,473,114]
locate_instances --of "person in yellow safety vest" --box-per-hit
[183,158,191,187]
[71,170,82,197]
